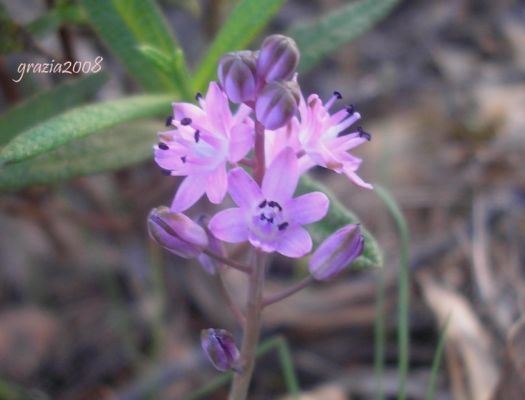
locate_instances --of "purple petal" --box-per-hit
[172,102,208,129]
[203,82,231,133]
[206,165,228,204]
[276,226,312,258]
[343,167,373,190]
[286,192,329,225]
[228,123,254,163]
[248,231,277,253]
[331,133,367,152]
[262,147,298,203]
[171,175,207,212]
[228,168,263,209]
[209,208,249,243]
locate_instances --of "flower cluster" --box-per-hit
[148,35,372,374]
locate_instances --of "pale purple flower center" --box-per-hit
[251,198,289,238]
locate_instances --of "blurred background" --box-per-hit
[1,0,525,399]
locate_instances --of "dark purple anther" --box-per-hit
[258,199,267,208]
[333,91,342,100]
[268,200,282,211]
[181,117,192,126]
[345,104,355,115]
[180,156,187,163]
[165,116,173,126]
[357,126,371,141]
[161,169,171,176]
[195,92,202,101]
[194,130,200,143]
[278,222,289,231]
[158,142,169,150]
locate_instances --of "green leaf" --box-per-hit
[0,120,159,191]
[0,94,171,165]
[0,73,109,146]
[80,0,189,93]
[288,0,400,73]
[298,174,382,269]
[193,0,286,92]
[26,3,86,38]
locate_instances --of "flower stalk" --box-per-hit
[229,250,267,400]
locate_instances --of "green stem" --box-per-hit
[425,315,450,400]
[374,185,410,400]
[374,268,386,400]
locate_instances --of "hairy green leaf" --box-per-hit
[193,0,286,92]
[298,174,382,269]
[288,0,399,73]
[0,120,159,191]
[0,94,171,165]
[0,73,109,146]
[80,0,188,93]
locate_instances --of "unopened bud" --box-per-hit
[201,328,240,372]
[148,206,208,258]
[217,51,257,103]
[255,81,298,129]
[257,34,300,83]
[309,224,364,281]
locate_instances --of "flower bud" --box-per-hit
[309,224,364,281]
[255,81,298,129]
[148,206,208,258]
[257,34,300,82]
[217,51,257,103]
[201,328,240,372]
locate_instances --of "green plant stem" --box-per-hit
[425,315,450,400]
[374,184,410,400]
[374,268,386,400]
[228,250,267,400]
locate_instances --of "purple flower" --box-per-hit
[309,224,364,280]
[201,328,240,372]
[154,82,254,212]
[147,206,208,258]
[266,86,372,189]
[209,147,329,257]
